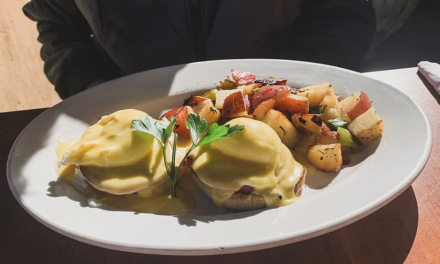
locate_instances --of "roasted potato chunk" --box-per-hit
[306,143,342,172]
[292,114,322,136]
[297,83,331,107]
[348,107,383,145]
[261,110,302,148]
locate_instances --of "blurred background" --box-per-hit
[0,0,439,113]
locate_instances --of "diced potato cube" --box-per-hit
[292,114,322,136]
[261,110,302,148]
[320,95,342,122]
[214,89,244,109]
[348,107,383,145]
[297,83,331,107]
[306,143,342,172]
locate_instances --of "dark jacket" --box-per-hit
[23,0,376,99]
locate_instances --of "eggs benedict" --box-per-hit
[188,118,306,211]
[58,109,187,196]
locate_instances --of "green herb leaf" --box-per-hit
[163,115,177,145]
[252,88,260,95]
[309,104,327,114]
[132,114,165,145]
[222,124,246,138]
[185,113,208,145]
[159,116,171,129]
[196,123,228,146]
[196,123,246,146]
[133,112,246,198]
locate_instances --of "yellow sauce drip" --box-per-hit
[54,109,196,215]
[290,150,316,175]
[177,171,200,191]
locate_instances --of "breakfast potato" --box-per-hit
[214,89,244,109]
[320,95,342,122]
[161,106,194,140]
[175,106,194,140]
[275,94,309,115]
[183,96,208,108]
[217,114,255,125]
[253,99,275,120]
[340,108,351,122]
[326,86,337,96]
[197,102,221,126]
[315,123,340,144]
[292,113,322,136]
[192,99,212,114]
[231,69,257,86]
[261,110,302,148]
[219,78,237,90]
[252,85,291,108]
[161,106,183,120]
[297,83,331,108]
[244,94,252,114]
[201,90,216,101]
[339,91,371,120]
[306,143,343,172]
[348,107,383,145]
[237,83,262,95]
[222,91,247,119]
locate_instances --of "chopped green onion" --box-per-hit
[309,104,327,114]
[326,118,349,131]
[337,127,359,153]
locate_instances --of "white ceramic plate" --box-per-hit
[8,59,431,255]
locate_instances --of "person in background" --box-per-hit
[23,0,376,99]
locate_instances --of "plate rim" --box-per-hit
[7,59,433,255]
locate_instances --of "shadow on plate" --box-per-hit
[47,179,266,225]
[305,136,382,190]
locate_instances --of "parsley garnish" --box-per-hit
[132,113,245,198]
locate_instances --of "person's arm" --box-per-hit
[275,0,376,71]
[23,0,121,99]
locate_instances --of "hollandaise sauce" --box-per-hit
[55,109,196,215]
[191,118,305,208]
[290,151,316,175]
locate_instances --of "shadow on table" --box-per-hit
[114,186,419,264]
[25,185,418,264]
[418,71,440,105]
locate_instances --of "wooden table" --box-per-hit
[1,68,439,263]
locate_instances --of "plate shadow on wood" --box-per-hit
[2,185,417,264]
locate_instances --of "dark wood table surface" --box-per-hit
[1,68,439,263]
